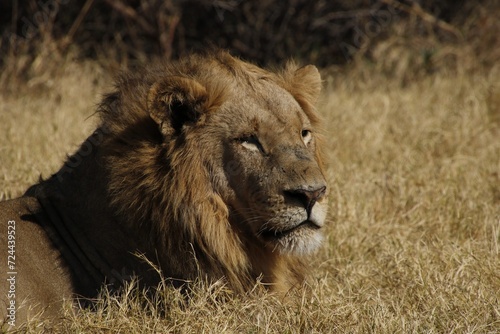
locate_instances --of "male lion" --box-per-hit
[0,51,327,324]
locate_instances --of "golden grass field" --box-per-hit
[1,53,499,333]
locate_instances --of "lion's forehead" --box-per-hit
[218,80,307,133]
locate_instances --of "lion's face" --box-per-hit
[203,72,327,255]
[147,56,327,256]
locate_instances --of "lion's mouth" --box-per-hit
[260,220,321,240]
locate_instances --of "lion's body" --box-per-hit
[1,52,327,325]
[0,197,74,322]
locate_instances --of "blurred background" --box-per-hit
[1,0,499,78]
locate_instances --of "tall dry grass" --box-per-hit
[1,54,499,332]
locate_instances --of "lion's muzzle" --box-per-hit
[284,185,326,219]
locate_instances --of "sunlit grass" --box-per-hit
[1,57,499,332]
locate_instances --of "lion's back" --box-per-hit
[0,197,74,325]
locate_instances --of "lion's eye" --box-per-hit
[237,135,263,153]
[302,129,312,145]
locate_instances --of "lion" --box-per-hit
[0,51,328,325]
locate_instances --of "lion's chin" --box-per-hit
[261,221,324,255]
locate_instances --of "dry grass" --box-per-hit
[0,59,107,201]
[1,56,499,333]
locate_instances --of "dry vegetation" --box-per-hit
[1,52,499,332]
[1,1,500,332]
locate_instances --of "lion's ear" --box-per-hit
[283,64,322,122]
[292,65,322,106]
[147,76,210,136]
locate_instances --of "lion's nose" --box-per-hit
[285,185,326,214]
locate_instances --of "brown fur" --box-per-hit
[0,51,327,325]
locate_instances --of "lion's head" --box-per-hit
[73,51,328,291]
[190,64,328,256]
